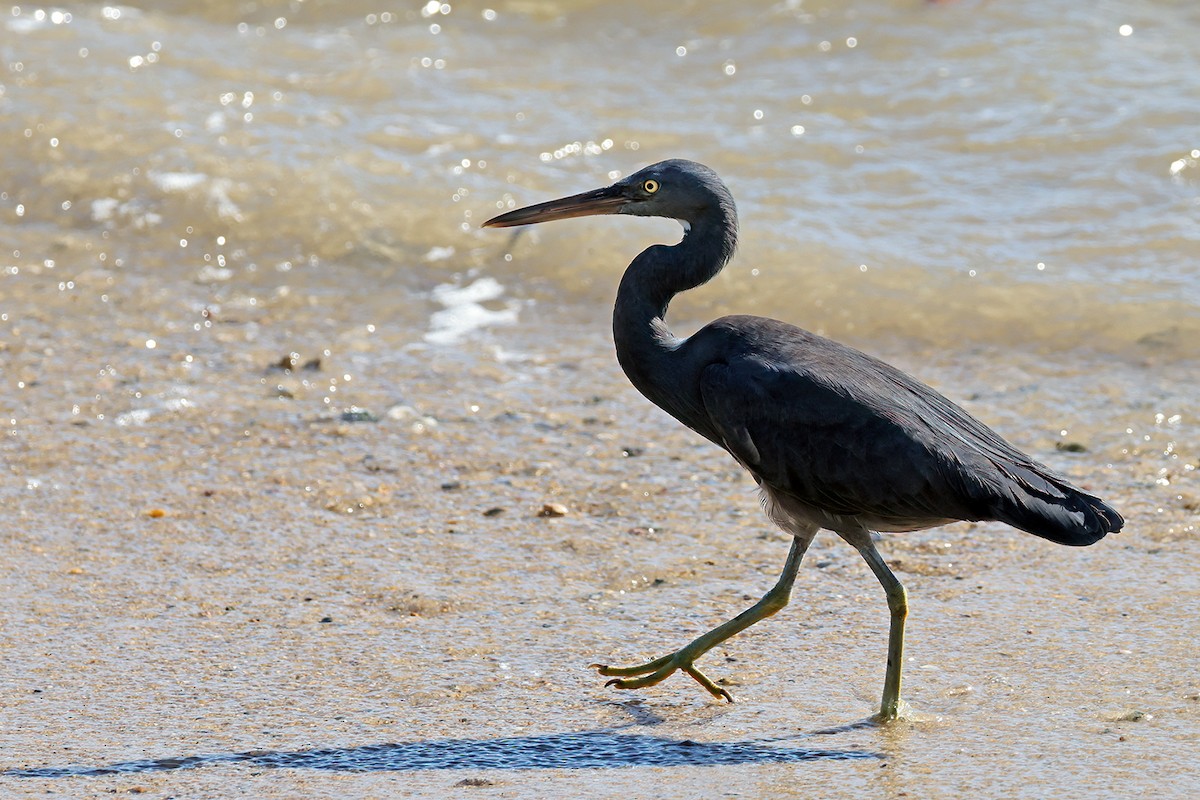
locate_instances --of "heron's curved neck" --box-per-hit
[613,213,736,393]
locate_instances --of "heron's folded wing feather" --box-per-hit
[696,331,1119,543]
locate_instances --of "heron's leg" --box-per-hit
[855,539,909,721]
[593,533,812,702]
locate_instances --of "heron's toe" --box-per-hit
[682,664,734,702]
[592,653,735,702]
[590,655,672,677]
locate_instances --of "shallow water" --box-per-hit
[2,1,1198,797]
[3,0,1199,351]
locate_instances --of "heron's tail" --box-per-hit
[986,465,1124,546]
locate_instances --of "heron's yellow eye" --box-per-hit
[642,179,659,194]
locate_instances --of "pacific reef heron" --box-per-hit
[483,159,1123,721]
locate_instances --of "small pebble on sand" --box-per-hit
[538,502,569,517]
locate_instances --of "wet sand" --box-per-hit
[2,272,1197,797]
[3,1,1199,796]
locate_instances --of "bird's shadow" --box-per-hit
[6,726,879,778]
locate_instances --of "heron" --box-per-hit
[482,159,1123,721]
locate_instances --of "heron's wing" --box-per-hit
[699,353,968,525]
[696,332,1117,541]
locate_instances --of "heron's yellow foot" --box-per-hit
[590,654,734,702]
[869,698,914,724]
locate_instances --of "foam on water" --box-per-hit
[426,276,521,344]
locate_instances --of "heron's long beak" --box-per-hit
[482,185,625,228]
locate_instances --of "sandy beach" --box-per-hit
[3,296,1197,796]
[2,1,1198,797]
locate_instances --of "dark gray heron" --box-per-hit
[483,159,1123,721]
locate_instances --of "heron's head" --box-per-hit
[482,159,735,231]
